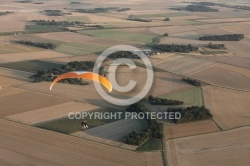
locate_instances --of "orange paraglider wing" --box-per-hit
[50,71,112,92]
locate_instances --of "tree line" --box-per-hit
[148,95,184,105]
[32,61,95,84]
[14,40,56,49]
[31,20,84,26]
[127,15,152,22]
[167,106,213,123]
[0,11,14,16]
[43,10,71,16]
[153,44,198,53]
[170,5,219,12]
[124,103,163,146]
[182,78,201,86]
[199,34,244,41]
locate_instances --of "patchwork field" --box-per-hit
[0,21,25,32]
[0,75,29,87]
[166,127,250,166]
[203,86,250,130]
[0,67,33,80]
[6,102,100,125]
[0,120,164,166]
[0,90,69,117]
[164,120,220,140]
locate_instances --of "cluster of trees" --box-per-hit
[32,61,95,83]
[124,103,163,145]
[108,51,140,59]
[14,40,56,49]
[118,8,131,12]
[74,7,111,13]
[167,106,213,124]
[199,34,244,41]
[70,1,80,4]
[170,5,219,12]
[31,20,84,27]
[208,42,226,49]
[15,0,33,3]
[34,2,43,4]
[148,95,184,105]
[0,11,14,16]
[153,44,198,53]
[185,5,219,12]
[182,78,201,86]
[43,10,71,16]
[164,18,170,21]
[127,15,152,22]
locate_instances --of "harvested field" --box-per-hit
[86,38,142,47]
[150,72,194,96]
[203,86,250,130]
[220,24,250,36]
[0,120,164,166]
[73,118,148,142]
[0,60,62,73]
[0,148,58,166]
[0,21,25,32]
[191,64,250,91]
[42,54,99,64]
[224,39,250,57]
[0,87,26,98]
[0,90,69,117]
[203,56,250,69]
[166,127,250,166]
[35,32,94,43]
[65,16,90,23]
[6,102,100,125]
[164,120,220,140]
[0,75,29,87]
[154,55,216,75]
[16,82,123,110]
[0,67,33,80]
[0,50,70,62]
[0,43,42,54]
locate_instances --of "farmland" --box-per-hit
[165,127,250,166]
[203,86,250,130]
[1,0,250,165]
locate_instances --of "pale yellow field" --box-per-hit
[0,50,70,62]
[203,86,250,130]
[166,126,250,166]
[0,43,43,54]
[35,32,94,43]
[0,75,29,87]
[164,120,220,140]
[191,64,250,91]
[0,120,164,166]
[7,102,100,125]
[0,21,25,32]
[0,87,26,98]
[0,90,69,117]
[43,54,99,64]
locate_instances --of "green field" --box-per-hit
[159,87,203,106]
[135,12,188,18]
[201,50,228,55]
[0,60,62,73]
[137,139,162,151]
[65,16,91,23]
[35,109,125,134]
[79,29,157,44]
[26,25,64,33]
[55,42,108,56]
